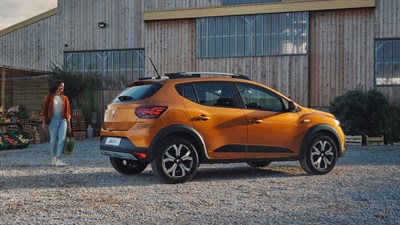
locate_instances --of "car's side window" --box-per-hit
[182,83,198,102]
[235,82,285,112]
[190,82,235,107]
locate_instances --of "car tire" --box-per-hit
[151,137,199,184]
[110,157,148,175]
[300,134,338,175]
[247,161,271,168]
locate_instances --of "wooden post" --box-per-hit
[1,66,5,118]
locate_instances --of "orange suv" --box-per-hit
[100,72,345,184]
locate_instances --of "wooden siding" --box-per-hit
[0,13,62,71]
[145,20,308,105]
[375,0,400,37]
[0,0,145,69]
[0,8,58,37]
[196,56,309,105]
[145,20,197,76]
[374,0,400,106]
[309,9,375,108]
[59,0,145,121]
[309,0,400,107]
[0,79,48,113]
[0,0,146,122]
[60,0,144,51]
[12,79,49,113]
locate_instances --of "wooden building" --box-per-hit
[1,0,399,121]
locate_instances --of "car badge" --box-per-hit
[111,109,116,118]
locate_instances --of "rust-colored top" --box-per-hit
[42,94,71,120]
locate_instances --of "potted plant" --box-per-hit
[16,111,29,123]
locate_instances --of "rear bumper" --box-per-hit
[100,150,138,160]
[100,136,148,160]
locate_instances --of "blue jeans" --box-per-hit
[49,114,67,158]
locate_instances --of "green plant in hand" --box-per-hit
[64,138,75,155]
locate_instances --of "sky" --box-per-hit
[0,0,58,30]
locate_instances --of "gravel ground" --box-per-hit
[0,138,399,225]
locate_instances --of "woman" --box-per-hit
[42,81,72,166]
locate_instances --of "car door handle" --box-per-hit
[197,115,211,121]
[248,119,263,124]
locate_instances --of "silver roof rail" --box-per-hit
[164,72,251,80]
[182,72,235,76]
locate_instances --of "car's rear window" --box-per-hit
[112,83,162,103]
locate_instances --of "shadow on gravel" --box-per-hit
[193,166,306,182]
[0,170,155,190]
[0,165,307,190]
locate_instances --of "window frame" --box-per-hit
[234,82,289,112]
[112,83,162,103]
[374,38,400,86]
[177,81,239,108]
[196,12,309,58]
[177,81,291,112]
[63,48,145,89]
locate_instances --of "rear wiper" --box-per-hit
[118,95,133,101]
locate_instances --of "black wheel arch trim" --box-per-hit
[147,124,207,162]
[301,124,343,158]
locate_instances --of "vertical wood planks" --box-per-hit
[309,9,375,108]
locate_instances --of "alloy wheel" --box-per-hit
[310,140,334,170]
[162,144,194,178]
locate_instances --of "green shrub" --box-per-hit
[330,89,399,143]
[385,107,400,143]
[364,89,390,136]
[329,89,367,135]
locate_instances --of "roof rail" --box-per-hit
[183,72,235,76]
[165,72,251,80]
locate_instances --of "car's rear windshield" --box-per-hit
[112,83,162,103]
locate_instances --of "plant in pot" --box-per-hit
[16,111,29,123]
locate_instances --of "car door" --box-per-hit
[234,82,301,159]
[180,81,248,159]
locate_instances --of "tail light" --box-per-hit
[133,152,147,159]
[135,106,167,119]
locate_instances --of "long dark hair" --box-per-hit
[49,80,64,94]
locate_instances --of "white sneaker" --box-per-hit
[51,156,56,166]
[55,159,67,167]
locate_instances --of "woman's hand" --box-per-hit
[42,122,48,131]
[67,125,72,135]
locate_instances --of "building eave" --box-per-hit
[0,8,58,37]
[144,0,375,21]
[0,65,50,79]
